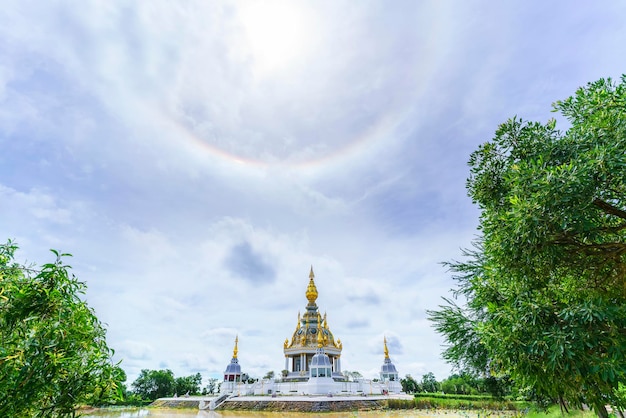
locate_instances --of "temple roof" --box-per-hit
[381,337,398,375]
[284,267,342,353]
[224,336,242,375]
[305,266,318,303]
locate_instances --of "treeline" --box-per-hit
[400,372,514,399]
[121,369,220,403]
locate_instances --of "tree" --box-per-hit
[132,369,175,400]
[429,76,626,417]
[421,372,439,393]
[441,373,479,395]
[174,372,202,395]
[92,365,128,406]
[263,370,275,380]
[344,370,363,381]
[205,378,218,395]
[400,374,419,394]
[0,241,119,417]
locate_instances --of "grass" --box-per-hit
[414,393,507,401]
[524,405,597,418]
[389,396,606,418]
[388,394,530,411]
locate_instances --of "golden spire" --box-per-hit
[323,312,328,329]
[384,336,389,359]
[306,266,318,303]
[233,335,239,359]
[317,327,323,348]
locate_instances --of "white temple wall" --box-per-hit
[307,376,336,395]
[221,378,402,396]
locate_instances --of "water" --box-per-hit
[82,408,496,418]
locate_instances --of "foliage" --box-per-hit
[91,365,128,406]
[388,394,526,411]
[524,405,598,418]
[203,377,218,395]
[617,383,626,407]
[440,372,481,395]
[0,240,118,417]
[401,374,420,393]
[400,374,422,393]
[344,370,363,381]
[174,372,202,395]
[439,372,514,399]
[429,76,626,417]
[421,372,440,393]
[131,369,206,400]
[263,370,275,380]
[414,392,500,401]
[131,369,175,400]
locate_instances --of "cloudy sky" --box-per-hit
[2,1,626,386]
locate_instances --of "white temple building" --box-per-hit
[219,267,403,396]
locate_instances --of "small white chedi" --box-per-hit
[219,267,403,396]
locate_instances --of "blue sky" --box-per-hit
[2,1,626,385]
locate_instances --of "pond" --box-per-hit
[82,408,497,418]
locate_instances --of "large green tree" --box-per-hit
[0,240,119,417]
[400,374,419,394]
[174,372,202,396]
[421,372,440,393]
[429,76,626,417]
[132,369,175,400]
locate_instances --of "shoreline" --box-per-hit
[151,394,415,412]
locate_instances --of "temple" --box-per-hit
[219,267,403,395]
[223,336,243,385]
[283,267,343,380]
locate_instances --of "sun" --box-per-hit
[237,1,315,75]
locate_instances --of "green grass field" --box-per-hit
[388,397,522,411]
[389,394,604,418]
[524,406,597,418]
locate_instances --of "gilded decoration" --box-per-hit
[285,267,341,352]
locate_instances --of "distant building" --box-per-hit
[219,267,403,395]
[379,336,402,393]
[221,336,243,393]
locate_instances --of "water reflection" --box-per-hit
[83,408,493,418]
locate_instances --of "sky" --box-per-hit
[2,1,626,387]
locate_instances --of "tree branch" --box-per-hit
[593,198,626,220]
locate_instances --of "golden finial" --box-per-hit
[317,312,322,326]
[233,335,239,359]
[284,338,289,349]
[317,328,323,348]
[323,312,328,329]
[306,266,318,303]
[384,336,389,359]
